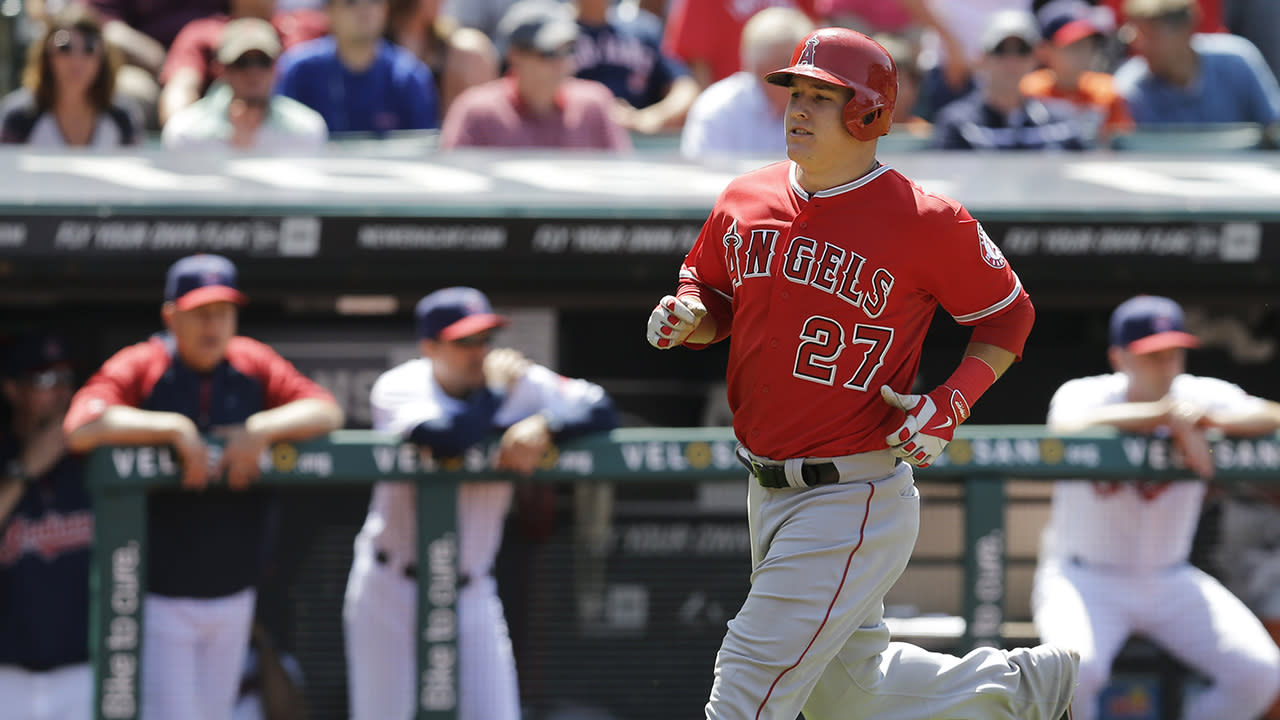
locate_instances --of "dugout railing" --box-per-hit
[84,426,1280,720]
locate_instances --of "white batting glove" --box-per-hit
[880,385,969,468]
[647,295,707,349]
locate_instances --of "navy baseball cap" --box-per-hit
[414,287,509,341]
[4,332,72,378]
[164,254,248,311]
[1109,295,1200,354]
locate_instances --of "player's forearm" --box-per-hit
[65,405,195,454]
[1205,400,1280,436]
[963,342,1014,380]
[0,476,25,525]
[1048,401,1173,435]
[245,398,345,444]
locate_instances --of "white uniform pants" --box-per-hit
[141,589,256,720]
[708,461,1074,720]
[1033,556,1280,720]
[0,663,92,720]
[344,537,520,720]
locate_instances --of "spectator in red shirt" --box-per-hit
[158,0,328,126]
[439,0,631,150]
[662,0,817,88]
[63,253,344,720]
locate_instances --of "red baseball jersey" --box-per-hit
[678,161,1023,460]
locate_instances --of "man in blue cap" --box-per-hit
[63,253,344,720]
[1032,294,1280,720]
[343,286,617,720]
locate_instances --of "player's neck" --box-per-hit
[794,154,879,194]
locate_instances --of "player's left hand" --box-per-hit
[496,414,553,476]
[879,385,970,468]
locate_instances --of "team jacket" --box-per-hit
[64,334,335,598]
[358,358,617,577]
[678,161,1027,460]
[0,443,91,670]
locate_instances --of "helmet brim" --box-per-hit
[764,64,853,89]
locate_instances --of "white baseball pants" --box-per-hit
[343,537,520,720]
[0,662,92,720]
[707,460,1076,720]
[1033,556,1280,720]
[141,588,256,720]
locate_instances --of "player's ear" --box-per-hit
[161,302,177,331]
[1106,345,1125,373]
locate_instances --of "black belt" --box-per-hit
[737,452,840,488]
[375,548,474,587]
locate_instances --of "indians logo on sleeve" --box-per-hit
[976,223,1007,269]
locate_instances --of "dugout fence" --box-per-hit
[85,426,1280,720]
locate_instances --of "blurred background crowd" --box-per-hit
[0,0,1274,152]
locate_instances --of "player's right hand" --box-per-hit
[484,348,531,392]
[880,385,969,468]
[647,295,707,349]
[168,415,211,490]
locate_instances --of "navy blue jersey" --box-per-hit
[0,445,92,670]
[931,90,1094,151]
[66,335,334,599]
[574,20,689,109]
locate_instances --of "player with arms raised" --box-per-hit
[647,28,1078,720]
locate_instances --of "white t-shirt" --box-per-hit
[26,112,127,148]
[680,71,784,159]
[1043,372,1263,571]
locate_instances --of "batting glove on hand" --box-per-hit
[879,385,970,468]
[647,295,707,349]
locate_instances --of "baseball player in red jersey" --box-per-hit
[647,28,1078,720]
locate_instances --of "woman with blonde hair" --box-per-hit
[0,3,141,146]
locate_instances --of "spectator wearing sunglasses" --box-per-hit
[0,4,140,146]
[157,0,329,127]
[274,0,440,135]
[0,333,93,720]
[439,0,631,150]
[932,8,1095,150]
[162,17,327,150]
[1113,0,1280,127]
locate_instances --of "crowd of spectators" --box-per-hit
[0,0,1274,152]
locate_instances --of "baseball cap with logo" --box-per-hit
[4,332,73,380]
[414,287,510,341]
[164,253,249,311]
[217,17,282,66]
[1109,295,1201,354]
[1040,1,1107,47]
[497,0,579,55]
[981,9,1041,54]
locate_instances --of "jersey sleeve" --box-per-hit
[370,365,500,456]
[233,339,336,409]
[494,365,618,439]
[63,343,156,433]
[919,208,1024,326]
[674,201,738,345]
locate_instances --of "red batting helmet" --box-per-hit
[764,28,898,142]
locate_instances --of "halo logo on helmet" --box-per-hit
[763,28,899,142]
[799,35,819,66]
